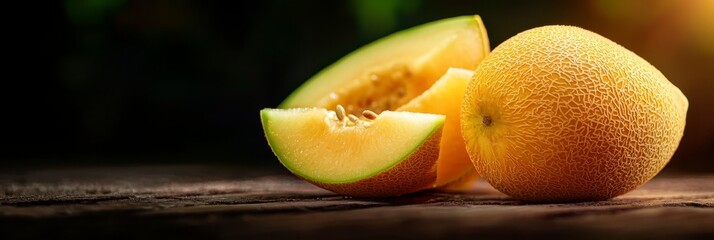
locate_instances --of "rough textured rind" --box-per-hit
[309,128,442,197]
[461,26,688,202]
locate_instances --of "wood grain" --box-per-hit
[1,165,712,239]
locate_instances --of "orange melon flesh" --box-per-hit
[279,15,489,116]
[260,108,445,197]
[397,68,475,186]
[437,169,480,192]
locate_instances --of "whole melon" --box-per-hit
[461,25,688,202]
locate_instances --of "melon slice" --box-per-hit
[260,108,445,197]
[279,15,490,186]
[279,15,489,114]
[397,68,475,186]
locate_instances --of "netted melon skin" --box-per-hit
[462,26,688,203]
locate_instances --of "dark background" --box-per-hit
[6,0,714,172]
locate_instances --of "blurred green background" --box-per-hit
[7,0,714,172]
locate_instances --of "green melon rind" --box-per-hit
[260,108,445,184]
[278,15,484,109]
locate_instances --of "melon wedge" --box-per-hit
[397,68,475,186]
[279,15,489,114]
[260,108,445,197]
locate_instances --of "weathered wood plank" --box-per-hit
[1,165,712,239]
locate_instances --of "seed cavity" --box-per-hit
[336,104,346,121]
[396,86,406,98]
[317,63,415,116]
[362,110,378,120]
[482,116,492,126]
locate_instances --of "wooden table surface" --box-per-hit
[1,165,712,239]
